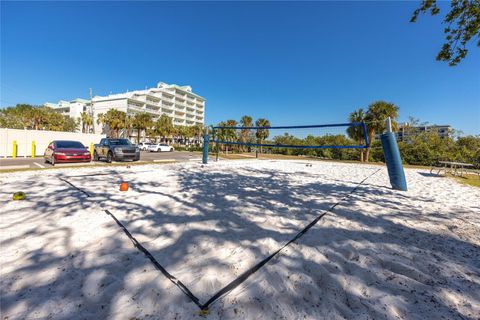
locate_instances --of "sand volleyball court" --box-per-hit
[1,160,479,319]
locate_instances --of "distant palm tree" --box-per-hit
[30,108,46,130]
[96,113,105,134]
[80,112,93,133]
[239,115,253,152]
[364,101,399,161]
[154,114,174,143]
[191,124,205,145]
[104,109,126,138]
[255,118,271,153]
[133,112,153,143]
[347,108,366,161]
[225,120,238,153]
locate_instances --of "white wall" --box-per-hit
[0,128,105,158]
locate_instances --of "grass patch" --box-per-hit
[453,174,480,188]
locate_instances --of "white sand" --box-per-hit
[0,160,479,319]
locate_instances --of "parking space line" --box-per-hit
[33,162,45,168]
[153,159,176,162]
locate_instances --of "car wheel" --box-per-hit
[93,151,99,161]
[106,152,113,163]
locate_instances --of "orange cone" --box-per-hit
[119,182,129,191]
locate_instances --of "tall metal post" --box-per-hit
[202,129,209,164]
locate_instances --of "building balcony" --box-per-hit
[146,99,159,105]
[128,105,145,113]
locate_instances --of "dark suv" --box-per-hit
[93,138,140,163]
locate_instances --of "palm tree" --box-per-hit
[96,113,105,134]
[224,120,238,153]
[255,118,271,153]
[191,124,205,146]
[124,115,134,139]
[347,108,366,162]
[80,112,93,133]
[29,107,48,130]
[239,115,253,152]
[154,114,174,143]
[133,112,153,143]
[364,101,399,161]
[104,109,126,138]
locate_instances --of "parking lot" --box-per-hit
[0,151,202,170]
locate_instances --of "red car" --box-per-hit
[44,140,91,166]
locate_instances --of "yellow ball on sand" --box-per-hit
[13,192,26,200]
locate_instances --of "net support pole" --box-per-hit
[381,117,407,191]
[202,130,209,164]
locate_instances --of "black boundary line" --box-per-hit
[60,167,381,312]
[200,168,381,310]
[59,177,203,309]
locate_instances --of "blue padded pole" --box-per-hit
[381,118,407,191]
[202,132,209,164]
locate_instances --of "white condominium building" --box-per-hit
[45,81,206,134]
[44,98,91,121]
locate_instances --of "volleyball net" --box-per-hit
[211,122,369,151]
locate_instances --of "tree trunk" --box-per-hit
[364,147,370,162]
[137,128,141,144]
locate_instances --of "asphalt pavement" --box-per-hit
[0,151,202,170]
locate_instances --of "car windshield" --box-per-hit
[160,144,168,146]
[109,139,131,146]
[56,141,85,148]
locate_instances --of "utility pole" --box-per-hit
[89,88,94,133]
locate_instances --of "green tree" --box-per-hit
[62,116,79,132]
[255,118,271,153]
[224,120,238,153]
[96,113,106,134]
[239,115,253,152]
[411,0,480,66]
[347,108,367,161]
[0,104,33,129]
[104,109,126,138]
[191,123,205,146]
[154,114,174,142]
[132,112,153,143]
[80,112,93,133]
[364,101,399,162]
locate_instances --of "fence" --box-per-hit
[0,128,106,158]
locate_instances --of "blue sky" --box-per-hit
[1,1,479,134]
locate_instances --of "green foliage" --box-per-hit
[270,133,359,160]
[152,114,174,141]
[132,112,153,142]
[104,109,126,138]
[364,101,399,162]
[255,118,271,153]
[398,132,480,165]
[411,0,480,66]
[80,112,94,133]
[0,104,79,132]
